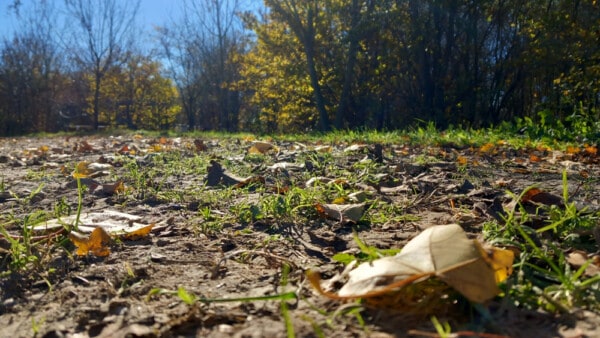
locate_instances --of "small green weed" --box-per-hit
[430,316,453,338]
[332,231,401,265]
[0,211,47,274]
[485,170,600,312]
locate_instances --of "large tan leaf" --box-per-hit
[314,224,513,303]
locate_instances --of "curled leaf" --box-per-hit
[311,224,514,305]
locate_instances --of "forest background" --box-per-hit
[0,0,598,136]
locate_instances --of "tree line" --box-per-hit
[1,0,598,135]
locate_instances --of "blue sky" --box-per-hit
[0,0,183,42]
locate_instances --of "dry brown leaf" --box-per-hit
[520,187,563,207]
[234,176,266,189]
[529,154,542,162]
[249,141,275,154]
[77,140,95,153]
[194,139,207,152]
[117,144,131,155]
[101,180,126,194]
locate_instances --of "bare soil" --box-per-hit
[0,134,599,338]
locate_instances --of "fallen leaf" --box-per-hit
[72,161,112,179]
[73,161,91,178]
[584,145,597,156]
[121,223,154,240]
[566,146,580,155]
[479,143,495,154]
[194,139,207,152]
[32,210,157,238]
[150,144,163,152]
[77,140,95,153]
[305,177,333,187]
[343,144,367,152]
[268,162,304,171]
[69,227,112,257]
[315,203,365,223]
[457,156,468,166]
[117,144,131,155]
[475,241,514,283]
[314,145,332,153]
[566,251,600,277]
[248,141,275,154]
[520,187,563,207]
[311,224,513,304]
[234,176,266,189]
[100,180,126,194]
[529,154,542,162]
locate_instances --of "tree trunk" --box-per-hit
[334,0,363,130]
[93,74,101,130]
[304,40,330,132]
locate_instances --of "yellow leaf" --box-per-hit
[73,161,91,178]
[474,241,514,283]
[479,143,495,153]
[332,197,347,204]
[150,144,163,152]
[457,156,468,166]
[585,145,597,156]
[69,227,112,257]
[566,146,580,155]
[121,223,154,240]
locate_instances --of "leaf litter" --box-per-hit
[0,134,599,337]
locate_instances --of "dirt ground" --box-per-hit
[0,134,599,338]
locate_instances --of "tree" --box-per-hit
[85,54,181,130]
[64,0,140,130]
[0,0,64,135]
[158,0,247,131]
[236,12,316,132]
[265,0,331,131]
